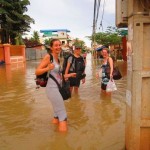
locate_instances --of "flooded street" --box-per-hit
[0,53,127,150]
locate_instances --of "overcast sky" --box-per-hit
[26,0,116,47]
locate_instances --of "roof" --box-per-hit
[40,29,70,33]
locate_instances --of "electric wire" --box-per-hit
[99,0,106,31]
[95,0,101,25]
[93,0,102,34]
[92,0,97,34]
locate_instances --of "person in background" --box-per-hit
[35,39,76,132]
[82,52,87,64]
[96,48,113,93]
[65,45,86,93]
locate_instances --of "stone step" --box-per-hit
[10,56,24,63]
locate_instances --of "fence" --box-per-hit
[26,48,47,61]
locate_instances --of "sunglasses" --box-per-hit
[75,48,81,50]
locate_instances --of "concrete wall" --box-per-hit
[0,45,47,64]
[25,48,47,61]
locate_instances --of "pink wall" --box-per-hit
[0,44,26,64]
[0,44,5,61]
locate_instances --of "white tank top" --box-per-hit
[47,57,61,88]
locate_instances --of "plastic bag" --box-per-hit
[106,79,117,92]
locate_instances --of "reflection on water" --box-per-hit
[0,53,126,150]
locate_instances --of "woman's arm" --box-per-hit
[35,54,54,75]
[65,62,71,74]
[64,73,76,78]
[64,63,76,79]
[108,57,113,79]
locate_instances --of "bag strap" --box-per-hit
[49,53,53,63]
[49,53,60,63]
[46,53,53,78]
[49,74,61,89]
[71,55,75,70]
[107,57,115,68]
[107,57,110,66]
[68,55,75,72]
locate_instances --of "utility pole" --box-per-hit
[125,1,150,149]
[92,0,97,58]
[116,0,150,149]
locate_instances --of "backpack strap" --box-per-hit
[49,53,53,63]
[49,53,60,63]
[49,74,61,89]
[45,53,53,78]
[64,54,75,73]
[70,55,75,70]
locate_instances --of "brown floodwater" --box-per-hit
[0,53,127,150]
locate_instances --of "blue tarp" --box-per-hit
[40,29,70,33]
[96,45,106,51]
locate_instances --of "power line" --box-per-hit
[92,0,97,35]
[92,0,103,48]
[92,0,102,33]
[99,0,105,32]
[95,0,101,25]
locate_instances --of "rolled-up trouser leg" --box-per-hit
[46,87,67,121]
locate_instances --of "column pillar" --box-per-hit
[20,45,26,62]
[3,44,11,65]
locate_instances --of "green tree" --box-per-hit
[73,38,87,53]
[15,33,24,45]
[89,26,122,47]
[44,38,52,46]
[0,0,34,44]
[32,31,40,43]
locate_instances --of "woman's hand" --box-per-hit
[46,63,55,71]
[110,74,113,79]
[64,73,76,79]
[96,72,99,79]
[81,78,85,84]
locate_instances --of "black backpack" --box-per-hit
[62,53,74,74]
[35,53,53,87]
[74,56,86,79]
[62,54,86,80]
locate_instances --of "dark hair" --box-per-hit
[50,39,60,47]
[45,45,52,54]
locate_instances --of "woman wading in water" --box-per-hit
[35,39,76,132]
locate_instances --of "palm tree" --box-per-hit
[32,31,40,43]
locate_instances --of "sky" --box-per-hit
[26,0,116,47]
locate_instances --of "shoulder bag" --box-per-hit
[35,53,53,87]
[49,74,71,100]
[106,58,122,80]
